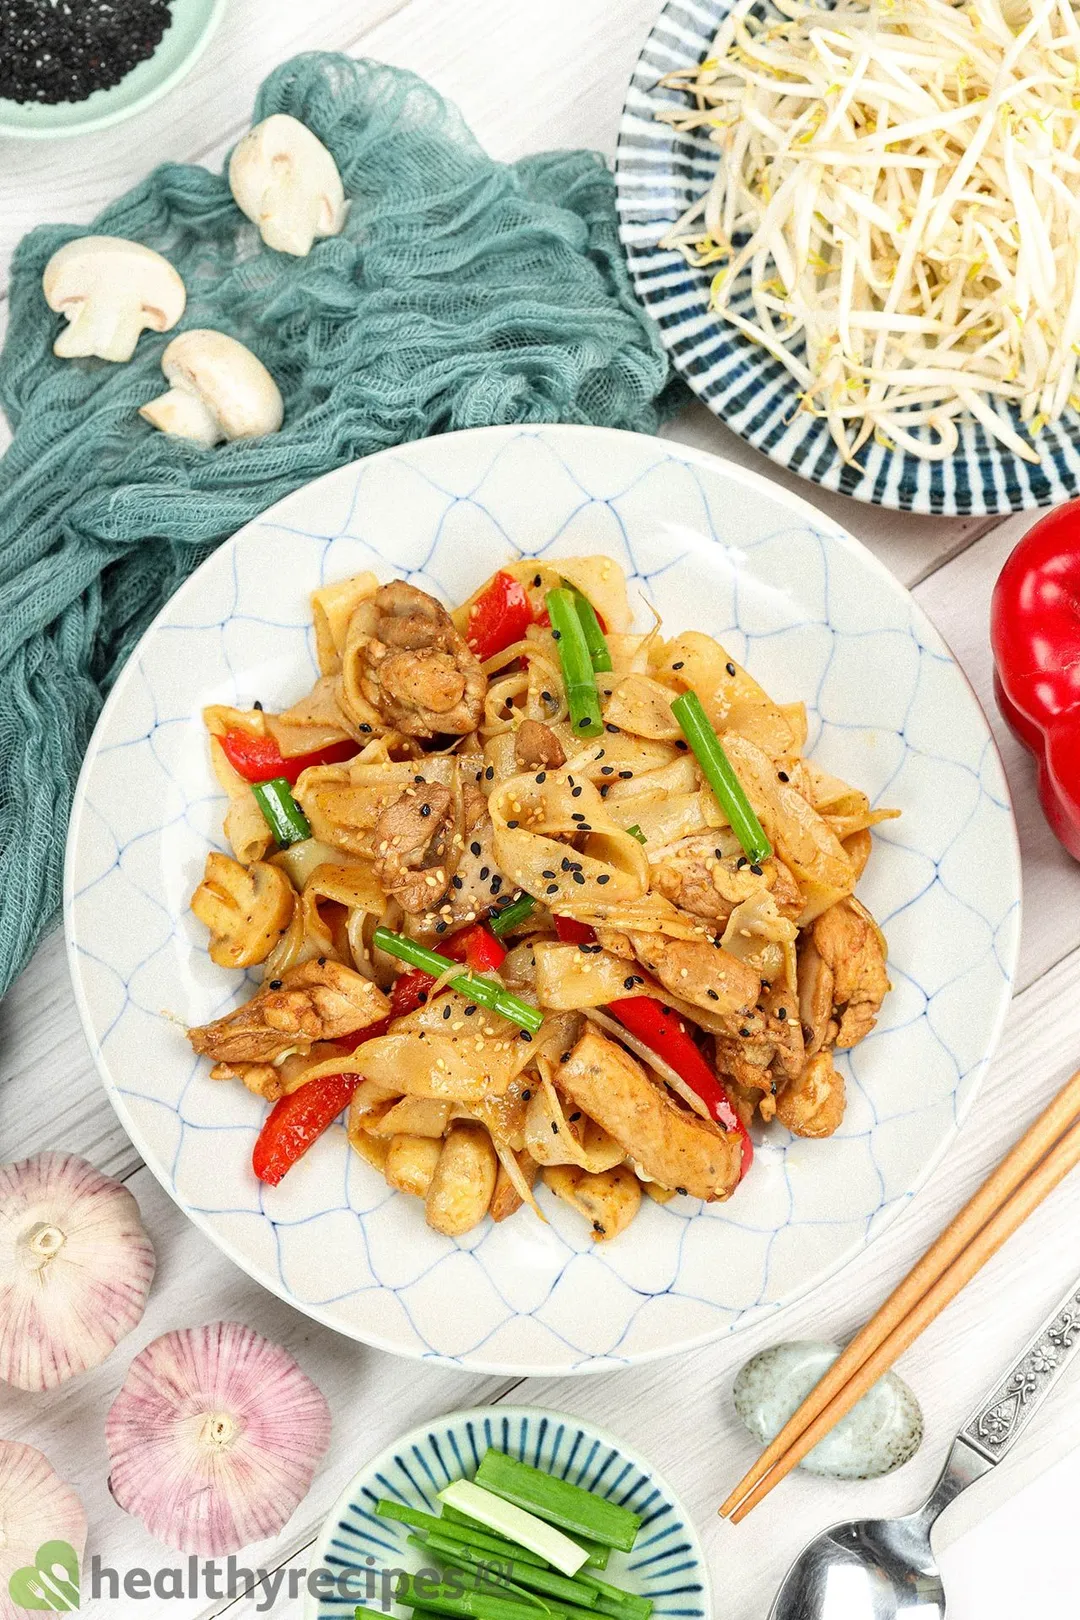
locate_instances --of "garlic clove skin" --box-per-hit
[0,1152,155,1391]
[0,1443,87,1620]
[106,1321,332,1555]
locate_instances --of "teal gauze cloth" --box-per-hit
[0,52,682,999]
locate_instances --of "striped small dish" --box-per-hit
[614,0,1080,515]
[306,1406,709,1620]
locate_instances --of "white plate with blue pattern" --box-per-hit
[614,0,1079,514]
[64,424,1021,1373]
[304,1405,708,1620]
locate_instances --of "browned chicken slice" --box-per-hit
[652,838,802,926]
[514,719,566,771]
[372,781,453,914]
[799,897,889,1052]
[356,581,485,737]
[188,959,390,1064]
[775,1050,846,1137]
[627,930,763,1032]
[555,1029,742,1201]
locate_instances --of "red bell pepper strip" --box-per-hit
[220,728,359,786]
[465,572,534,663]
[991,504,1080,861]
[552,918,751,1175]
[442,923,507,973]
[252,1069,359,1186]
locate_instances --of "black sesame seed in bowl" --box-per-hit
[0,1,174,105]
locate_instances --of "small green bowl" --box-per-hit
[0,0,226,139]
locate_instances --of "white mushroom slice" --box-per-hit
[228,113,347,256]
[43,236,186,362]
[140,330,284,446]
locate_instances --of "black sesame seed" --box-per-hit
[552,629,561,641]
[507,820,519,829]
[546,883,559,893]
[606,724,620,734]
[435,922,448,935]
[597,874,610,885]
[470,841,482,857]
[359,723,372,733]
[624,976,636,990]
[443,1004,452,1019]
[706,988,719,1001]
[464,1005,477,1016]
[572,871,586,885]
[533,574,542,587]
[578,824,592,832]
[571,785,583,798]
[536,772,547,784]
[676,1186,688,1197]
[519,1030,532,1042]
[541,691,553,704]
[572,812,585,822]
[619,770,633,780]
[601,766,614,776]
[578,718,591,729]
[552,1122,560,1134]
[451,875,463,890]
[736,856,748,869]
[521,1089,532,1101]
[414,775,425,784]
[542,870,556,879]
[561,1052,571,1063]
[778,770,789,783]
[485,766,494,780]
[726,662,737,676]
[561,858,572,871]
[777,1007,787,1020]
[672,661,684,670]
[739,1027,751,1038]
[479,866,490,880]
[1,0,174,105]
[593,1221,606,1235]
[420,802,432,818]
[269,979,283,990]
[252,699,263,711]
[750,863,763,875]
[418,991,428,1004]
[491,877,503,893]
[570,1111,582,1122]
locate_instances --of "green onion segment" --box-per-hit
[670,690,771,864]
[546,588,603,738]
[373,927,542,1035]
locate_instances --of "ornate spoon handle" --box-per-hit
[957,1273,1080,1464]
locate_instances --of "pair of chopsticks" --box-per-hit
[720,1064,1080,1523]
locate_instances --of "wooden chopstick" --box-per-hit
[720,1063,1080,1522]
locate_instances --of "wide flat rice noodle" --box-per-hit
[489,768,649,908]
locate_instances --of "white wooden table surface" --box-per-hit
[3,3,1080,1616]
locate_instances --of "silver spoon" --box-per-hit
[768,1269,1080,1620]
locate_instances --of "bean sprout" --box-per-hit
[657,0,1080,462]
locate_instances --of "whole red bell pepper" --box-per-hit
[552,917,751,1176]
[991,504,1080,861]
[220,728,359,786]
[465,572,534,662]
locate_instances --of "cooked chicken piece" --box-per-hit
[627,930,763,1032]
[555,1029,742,1201]
[543,1163,641,1241]
[191,853,296,969]
[776,1050,846,1137]
[799,897,889,1052]
[651,838,801,926]
[372,781,453,913]
[209,1059,284,1103]
[188,959,390,1063]
[514,719,566,771]
[354,581,485,737]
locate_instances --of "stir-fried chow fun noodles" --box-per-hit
[186,556,896,1242]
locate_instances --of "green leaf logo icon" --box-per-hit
[7,1541,80,1611]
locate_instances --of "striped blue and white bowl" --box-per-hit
[615,0,1080,514]
[305,1406,709,1620]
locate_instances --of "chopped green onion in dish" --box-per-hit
[406,1536,547,1609]
[420,1530,608,1611]
[399,1580,554,1620]
[475,1451,641,1553]
[376,1500,547,1566]
[489,894,537,939]
[624,824,646,846]
[546,588,604,738]
[670,690,771,864]
[251,777,312,847]
[438,1480,589,1577]
[440,1504,609,1570]
[373,927,543,1035]
[563,581,613,675]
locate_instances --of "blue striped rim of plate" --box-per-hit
[614,0,1078,515]
[305,1406,709,1619]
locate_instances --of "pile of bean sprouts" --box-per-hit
[657,0,1080,462]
